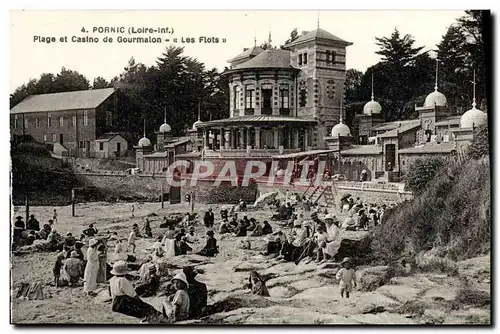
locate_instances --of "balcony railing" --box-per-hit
[203,147,301,158]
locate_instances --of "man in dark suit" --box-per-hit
[203,208,214,228]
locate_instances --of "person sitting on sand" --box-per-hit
[64,232,77,249]
[64,250,83,287]
[176,235,192,256]
[135,263,161,297]
[262,230,284,256]
[38,224,52,240]
[48,228,63,251]
[25,231,37,245]
[81,224,98,240]
[163,272,190,322]
[336,257,357,299]
[108,261,165,323]
[262,221,273,235]
[185,226,198,244]
[183,266,207,319]
[219,219,232,235]
[238,199,247,212]
[181,213,191,227]
[26,214,40,231]
[251,221,264,237]
[196,230,218,257]
[228,215,238,230]
[248,271,270,297]
[114,238,128,261]
[234,220,248,237]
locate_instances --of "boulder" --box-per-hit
[357,266,395,292]
[333,231,372,263]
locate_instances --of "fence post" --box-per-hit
[160,183,164,209]
[71,188,76,217]
[25,196,29,227]
[191,191,195,213]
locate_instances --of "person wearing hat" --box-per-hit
[203,208,215,229]
[64,232,77,249]
[166,271,190,322]
[233,219,248,237]
[196,230,218,257]
[183,266,207,319]
[114,237,128,261]
[80,223,98,240]
[26,214,40,231]
[64,250,83,287]
[336,257,357,299]
[47,228,63,251]
[219,219,233,235]
[83,238,100,296]
[135,263,161,298]
[108,261,164,322]
[176,234,193,256]
[142,219,153,239]
[323,214,341,261]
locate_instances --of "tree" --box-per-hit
[53,67,90,92]
[345,69,363,104]
[375,28,424,65]
[281,28,299,48]
[92,77,111,89]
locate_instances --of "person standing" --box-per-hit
[128,224,139,253]
[336,257,357,298]
[26,215,40,231]
[84,238,100,296]
[53,209,58,224]
[203,208,214,229]
[131,204,135,218]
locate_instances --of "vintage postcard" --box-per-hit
[9,10,491,325]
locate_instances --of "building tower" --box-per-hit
[156,107,172,152]
[283,28,353,148]
[356,72,383,144]
[135,120,153,171]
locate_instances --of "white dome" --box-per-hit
[424,90,447,107]
[192,120,202,130]
[363,100,382,115]
[159,123,171,133]
[138,136,151,147]
[460,107,487,128]
[331,122,351,137]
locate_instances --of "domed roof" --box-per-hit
[363,100,382,115]
[192,120,202,130]
[138,136,151,147]
[331,122,351,137]
[159,123,171,133]
[460,106,487,128]
[424,90,447,107]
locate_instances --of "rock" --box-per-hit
[317,262,340,270]
[334,231,372,263]
[317,269,338,279]
[376,284,422,303]
[268,286,297,298]
[289,279,323,292]
[357,266,394,292]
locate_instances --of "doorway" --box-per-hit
[385,144,396,171]
[262,89,272,115]
[59,134,64,145]
[116,142,121,157]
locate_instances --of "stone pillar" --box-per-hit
[255,127,261,149]
[239,127,244,149]
[204,129,210,149]
[224,129,230,149]
[273,127,279,148]
[293,130,299,149]
[304,128,309,150]
[220,127,225,149]
[246,127,251,148]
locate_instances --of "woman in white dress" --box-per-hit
[324,214,342,261]
[84,238,100,296]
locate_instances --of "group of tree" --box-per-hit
[10,47,229,141]
[345,10,489,128]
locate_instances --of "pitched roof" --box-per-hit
[232,50,296,71]
[377,120,421,138]
[284,28,352,47]
[273,149,337,159]
[434,116,461,127]
[398,142,456,154]
[196,115,317,128]
[10,88,115,114]
[372,119,419,132]
[165,137,191,148]
[341,145,383,155]
[227,46,264,63]
[95,133,126,142]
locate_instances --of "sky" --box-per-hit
[9,10,465,93]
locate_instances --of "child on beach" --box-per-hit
[53,253,65,287]
[313,225,328,263]
[53,209,58,224]
[336,257,357,298]
[128,224,139,253]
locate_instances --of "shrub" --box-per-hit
[468,124,490,159]
[455,288,490,307]
[403,156,446,194]
[372,157,490,263]
[12,142,51,157]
